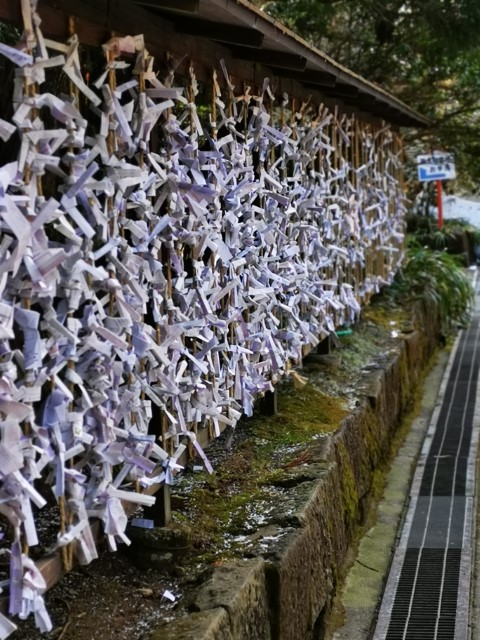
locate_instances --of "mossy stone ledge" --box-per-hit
[150,299,441,640]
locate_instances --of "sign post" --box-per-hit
[436,180,443,229]
[416,151,456,230]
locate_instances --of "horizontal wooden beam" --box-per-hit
[0,0,107,28]
[231,46,307,71]
[301,71,338,87]
[277,68,337,87]
[0,0,23,24]
[322,82,360,98]
[173,17,264,48]
[134,0,199,13]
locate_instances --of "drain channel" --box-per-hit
[373,285,480,640]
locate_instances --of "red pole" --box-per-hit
[436,179,443,229]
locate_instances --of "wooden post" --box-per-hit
[317,334,331,355]
[436,180,443,230]
[259,389,278,416]
[144,483,171,527]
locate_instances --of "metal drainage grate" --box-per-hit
[407,497,466,549]
[373,286,480,640]
[419,457,469,497]
[385,550,461,640]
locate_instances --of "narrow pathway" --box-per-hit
[373,279,480,639]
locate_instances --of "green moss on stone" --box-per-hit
[335,442,359,529]
[251,384,349,447]
[168,293,436,580]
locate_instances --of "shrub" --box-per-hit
[391,246,474,330]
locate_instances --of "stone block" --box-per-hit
[192,558,271,640]
[150,609,231,640]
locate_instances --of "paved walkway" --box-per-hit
[332,275,480,640]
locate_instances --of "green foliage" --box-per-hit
[406,213,480,251]
[258,1,480,83]
[443,218,480,249]
[0,22,20,45]
[392,247,474,329]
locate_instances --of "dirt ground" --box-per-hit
[8,551,185,640]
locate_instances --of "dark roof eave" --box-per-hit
[206,0,430,127]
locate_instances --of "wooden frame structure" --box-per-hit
[0,0,428,633]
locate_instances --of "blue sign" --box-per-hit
[417,152,456,182]
[418,167,450,181]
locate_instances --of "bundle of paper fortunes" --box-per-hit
[0,0,406,635]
